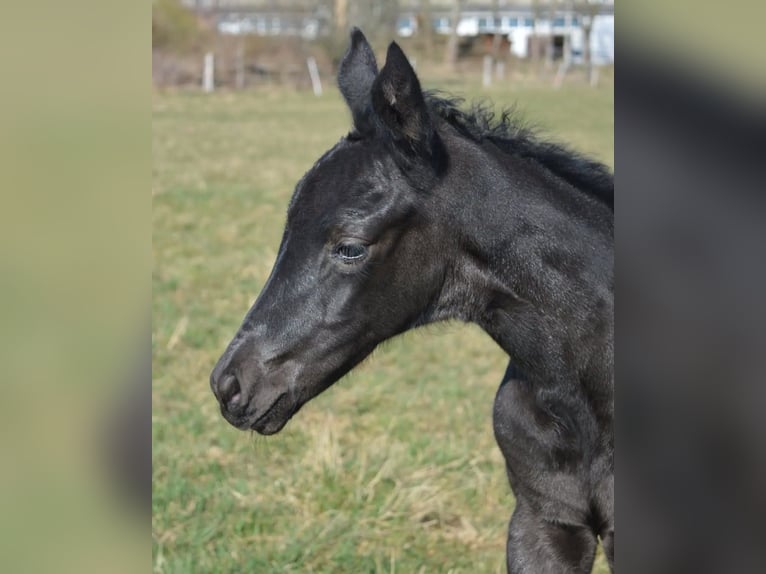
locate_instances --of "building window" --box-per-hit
[571,16,580,26]
[432,16,450,30]
[553,17,566,27]
[478,17,489,30]
[505,17,518,28]
[524,17,534,27]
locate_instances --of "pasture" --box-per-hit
[152,77,613,573]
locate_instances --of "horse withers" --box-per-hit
[211,29,613,573]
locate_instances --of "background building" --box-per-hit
[179,1,614,64]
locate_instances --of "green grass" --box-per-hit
[153,77,613,573]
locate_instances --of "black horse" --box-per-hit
[211,29,613,573]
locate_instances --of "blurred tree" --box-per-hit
[444,0,464,70]
[335,0,348,32]
[570,0,602,84]
[345,0,398,45]
[546,0,559,71]
[417,0,435,61]
[490,0,501,58]
[152,0,202,51]
[530,0,544,65]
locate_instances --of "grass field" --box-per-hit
[152,75,613,573]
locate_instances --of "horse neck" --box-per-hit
[431,135,613,361]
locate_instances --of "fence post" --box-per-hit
[307,57,322,96]
[203,52,215,93]
[236,41,245,90]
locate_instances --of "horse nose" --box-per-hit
[210,371,244,414]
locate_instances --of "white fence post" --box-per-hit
[235,41,245,90]
[203,52,215,93]
[307,57,322,96]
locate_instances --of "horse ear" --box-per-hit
[338,28,378,133]
[371,42,433,152]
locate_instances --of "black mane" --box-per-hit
[425,92,614,210]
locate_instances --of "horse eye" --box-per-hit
[334,243,367,263]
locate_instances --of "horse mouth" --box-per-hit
[249,393,298,435]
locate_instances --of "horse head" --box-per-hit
[211,30,449,434]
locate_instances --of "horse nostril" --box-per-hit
[218,374,242,411]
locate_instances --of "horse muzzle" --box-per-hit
[210,358,299,434]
